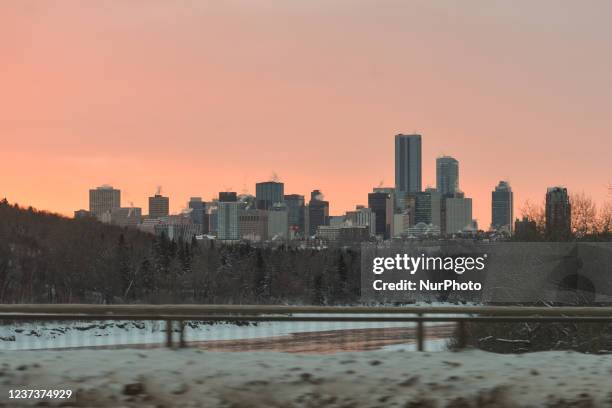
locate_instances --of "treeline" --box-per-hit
[0,200,360,304]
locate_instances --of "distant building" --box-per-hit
[148,194,169,219]
[393,212,411,238]
[436,156,459,196]
[217,201,240,241]
[491,181,514,233]
[305,190,329,237]
[415,188,441,228]
[545,187,572,240]
[406,222,441,239]
[268,203,289,240]
[368,191,393,239]
[284,194,305,235]
[101,207,142,227]
[188,197,206,224]
[514,216,538,241]
[74,209,91,219]
[89,185,120,218]
[239,209,268,241]
[345,206,376,236]
[256,181,284,210]
[316,225,370,244]
[445,196,473,235]
[395,134,422,196]
[219,192,238,203]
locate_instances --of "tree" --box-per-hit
[570,192,597,238]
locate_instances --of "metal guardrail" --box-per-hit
[2,305,612,350]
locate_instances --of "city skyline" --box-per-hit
[2,1,612,223]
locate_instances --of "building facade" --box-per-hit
[415,188,441,228]
[395,134,422,210]
[148,194,169,219]
[306,190,329,237]
[284,194,305,235]
[368,191,393,239]
[89,185,121,218]
[217,201,240,240]
[491,181,514,233]
[255,181,284,210]
[436,156,459,196]
[445,196,473,234]
[545,187,572,240]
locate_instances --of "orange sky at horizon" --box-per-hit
[2,1,611,226]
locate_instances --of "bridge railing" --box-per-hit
[2,305,612,351]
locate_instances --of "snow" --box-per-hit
[0,347,608,407]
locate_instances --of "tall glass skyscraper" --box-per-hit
[255,181,284,210]
[491,181,513,232]
[436,156,459,196]
[395,134,422,210]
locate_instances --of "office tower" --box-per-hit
[188,197,209,233]
[415,188,441,227]
[219,191,238,202]
[345,206,377,236]
[89,185,121,218]
[491,181,514,233]
[445,196,473,234]
[368,191,393,239]
[238,209,269,241]
[256,181,284,210]
[148,194,169,219]
[436,156,459,196]
[306,190,329,237]
[284,194,305,234]
[217,201,240,240]
[546,187,572,240]
[103,207,142,228]
[395,134,422,210]
[267,203,289,240]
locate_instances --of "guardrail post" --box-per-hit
[417,313,424,352]
[179,320,186,348]
[457,320,466,350]
[166,319,173,348]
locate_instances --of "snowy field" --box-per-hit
[0,347,607,407]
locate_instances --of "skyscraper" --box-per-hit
[436,156,459,196]
[89,185,121,218]
[148,194,169,219]
[445,196,473,234]
[545,187,572,240]
[368,191,393,239]
[256,181,284,210]
[414,188,441,227]
[306,190,329,237]
[219,191,238,202]
[188,197,209,233]
[218,201,240,240]
[284,194,305,234]
[491,181,514,233]
[395,134,422,201]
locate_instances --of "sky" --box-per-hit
[2,0,611,226]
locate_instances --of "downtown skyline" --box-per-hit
[2,1,612,223]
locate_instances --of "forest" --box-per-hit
[0,200,360,304]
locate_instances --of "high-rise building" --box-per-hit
[284,194,305,235]
[255,181,284,210]
[219,191,238,202]
[89,185,121,218]
[345,206,376,236]
[268,203,289,240]
[148,194,169,219]
[217,201,240,240]
[445,196,473,234]
[368,191,393,239]
[395,134,422,208]
[545,187,572,240]
[491,181,514,233]
[188,197,209,233]
[415,188,441,227]
[238,209,268,241]
[436,156,459,196]
[305,190,329,237]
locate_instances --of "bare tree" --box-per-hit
[570,192,597,237]
[520,199,545,233]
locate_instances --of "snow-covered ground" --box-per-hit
[0,347,607,407]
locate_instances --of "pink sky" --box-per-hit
[1,1,611,226]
